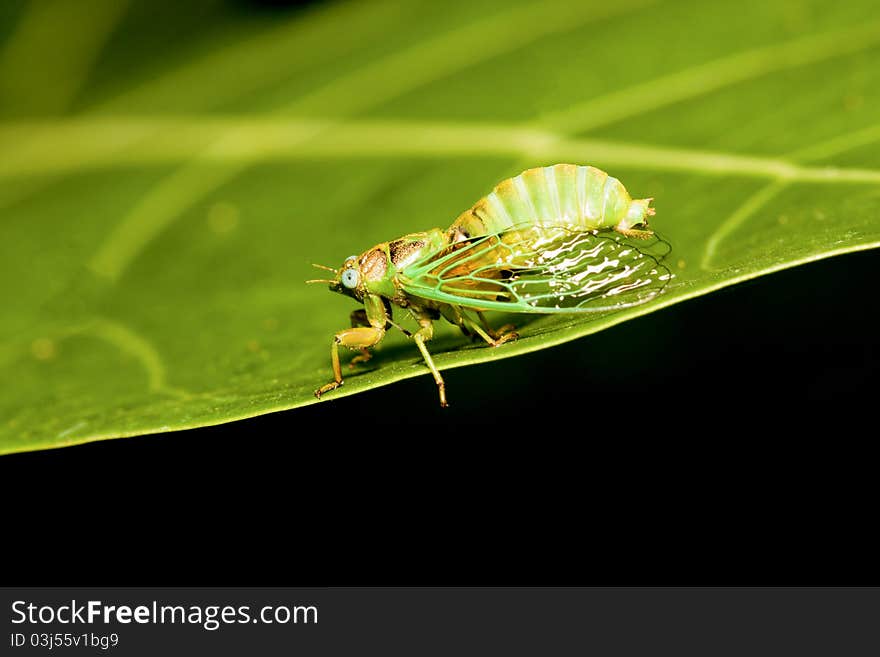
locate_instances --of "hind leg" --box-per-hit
[440,305,472,338]
[462,312,517,347]
[476,312,518,345]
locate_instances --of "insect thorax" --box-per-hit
[360,229,447,302]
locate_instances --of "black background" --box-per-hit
[2,249,877,585]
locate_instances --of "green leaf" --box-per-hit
[2,0,879,453]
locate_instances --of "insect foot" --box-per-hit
[314,380,343,399]
[490,332,519,347]
[438,382,448,408]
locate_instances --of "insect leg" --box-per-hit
[348,309,372,368]
[316,293,390,398]
[464,312,518,347]
[314,326,385,399]
[350,309,368,326]
[614,227,654,239]
[476,311,518,343]
[412,316,448,408]
[440,304,472,338]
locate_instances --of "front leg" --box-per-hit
[314,326,385,398]
[348,309,373,368]
[316,294,388,399]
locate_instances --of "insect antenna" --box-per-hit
[311,263,338,273]
[305,278,336,284]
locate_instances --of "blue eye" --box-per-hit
[341,269,359,289]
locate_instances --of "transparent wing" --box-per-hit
[398,225,673,313]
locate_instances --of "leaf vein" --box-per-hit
[538,19,880,134]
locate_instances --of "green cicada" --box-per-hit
[309,164,670,406]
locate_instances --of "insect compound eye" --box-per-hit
[341,268,359,289]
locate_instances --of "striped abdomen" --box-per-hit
[449,164,653,240]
